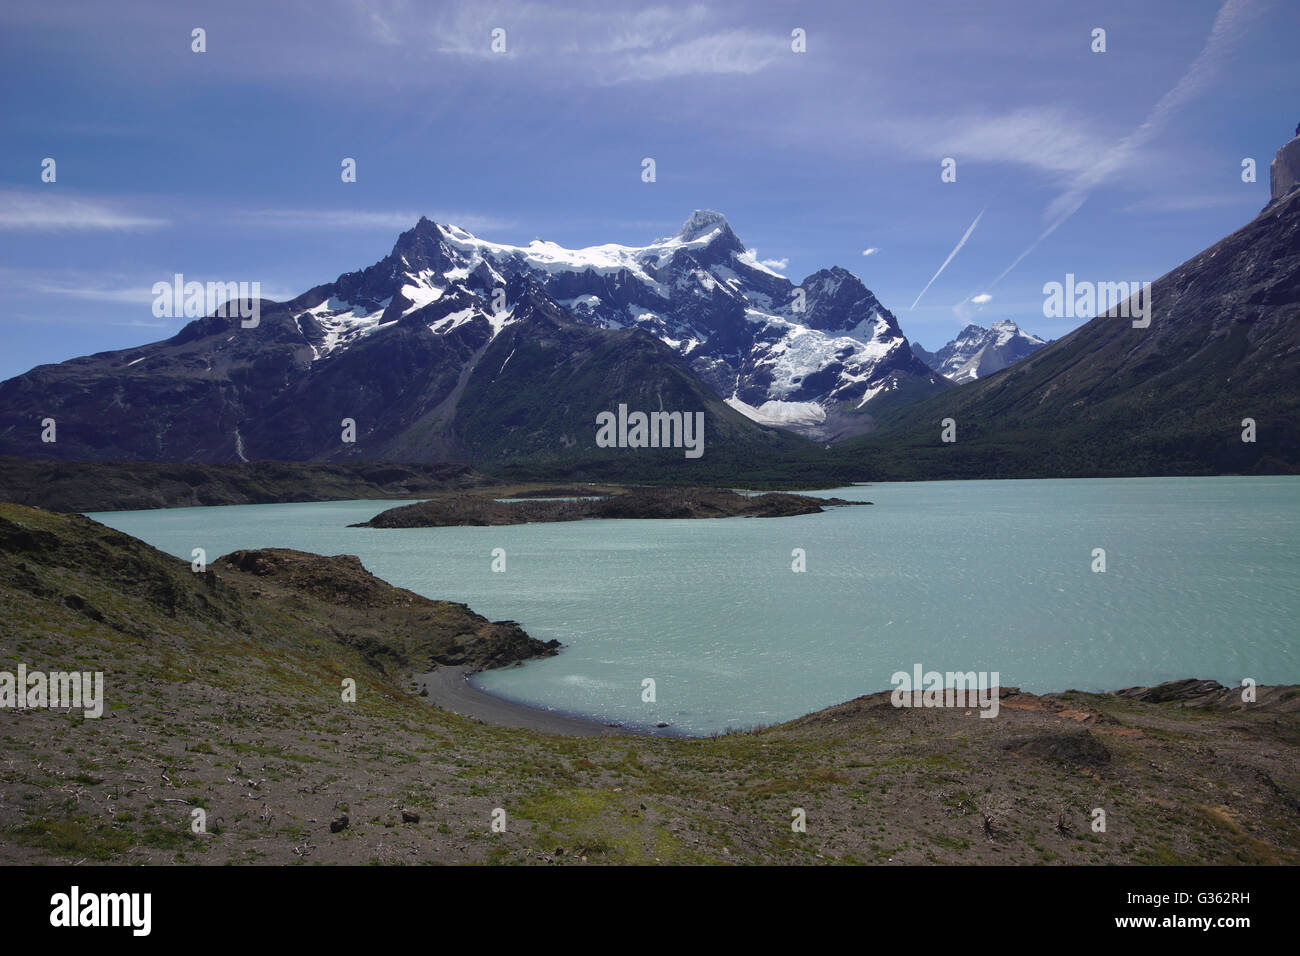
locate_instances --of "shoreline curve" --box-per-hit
[415,666,685,738]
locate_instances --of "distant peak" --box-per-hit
[394,216,443,243]
[674,209,731,242]
[805,265,858,283]
[991,319,1018,330]
[390,216,458,264]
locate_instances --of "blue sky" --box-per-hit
[1,0,1296,380]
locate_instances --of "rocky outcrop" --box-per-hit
[212,547,561,672]
[1112,678,1300,712]
[1269,122,1300,203]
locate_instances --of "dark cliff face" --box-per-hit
[854,187,1300,477]
[1269,122,1300,205]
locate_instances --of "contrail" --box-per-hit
[981,0,1259,291]
[910,208,984,310]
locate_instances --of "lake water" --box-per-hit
[87,477,1300,735]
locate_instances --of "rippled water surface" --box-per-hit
[90,477,1300,735]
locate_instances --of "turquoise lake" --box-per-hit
[88,477,1300,736]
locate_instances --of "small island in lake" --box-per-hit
[353,485,870,528]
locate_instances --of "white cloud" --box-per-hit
[971,293,992,304]
[747,248,789,273]
[861,247,879,257]
[0,190,168,231]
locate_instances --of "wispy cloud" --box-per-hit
[0,268,158,305]
[414,1,781,82]
[616,28,783,81]
[911,208,984,310]
[233,208,517,235]
[861,247,879,257]
[9,312,174,329]
[0,190,168,231]
[1118,192,1261,214]
[882,106,1125,179]
[984,0,1262,288]
[4,269,297,306]
[20,279,156,304]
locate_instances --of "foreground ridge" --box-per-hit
[2,503,1297,866]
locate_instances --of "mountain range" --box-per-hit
[0,212,943,468]
[911,320,1047,384]
[1,122,1297,481]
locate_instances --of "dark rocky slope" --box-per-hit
[850,185,1300,478]
[0,457,493,513]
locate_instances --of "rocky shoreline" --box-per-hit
[417,657,1299,740]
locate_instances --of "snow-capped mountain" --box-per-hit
[0,212,942,466]
[295,210,942,440]
[911,320,1047,384]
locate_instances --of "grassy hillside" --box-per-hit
[2,503,1298,865]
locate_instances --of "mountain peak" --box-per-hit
[674,209,731,242]
[388,217,456,272]
[912,320,1047,384]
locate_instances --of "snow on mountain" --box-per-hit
[911,320,1047,384]
[0,210,954,465]
[293,211,940,440]
[295,296,390,360]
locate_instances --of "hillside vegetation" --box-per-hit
[2,503,1298,865]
